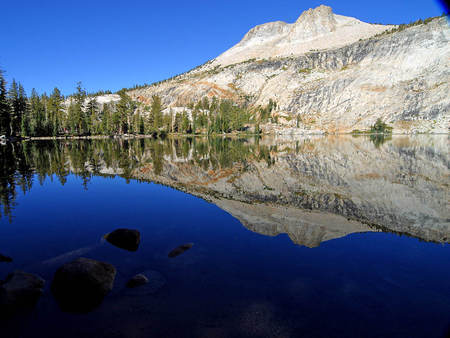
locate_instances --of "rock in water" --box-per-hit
[51,257,116,313]
[125,270,166,296]
[105,229,141,251]
[0,271,45,315]
[168,243,194,258]
[126,274,149,288]
[0,254,12,263]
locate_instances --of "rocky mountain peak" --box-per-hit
[295,5,334,24]
[291,5,338,40]
[214,4,391,66]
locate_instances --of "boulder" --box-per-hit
[126,274,149,288]
[51,257,116,313]
[105,229,141,251]
[0,271,45,315]
[0,254,12,263]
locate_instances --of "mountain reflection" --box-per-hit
[1,136,448,246]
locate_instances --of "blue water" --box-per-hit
[0,136,450,338]
[1,172,449,338]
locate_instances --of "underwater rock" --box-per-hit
[125,270,166,295]
[51,257,116,313]
[105,229,141,252]
[126,274,149,288]
[0,254,12,263]
[0,271,45,315]
[168,243,194,258]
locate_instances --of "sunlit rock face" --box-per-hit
[129,6,449,134]
[129,136,449,246]
[215,5,391,66]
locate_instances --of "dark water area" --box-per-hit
[0,136,449,338]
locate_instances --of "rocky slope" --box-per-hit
[124,6,449,134]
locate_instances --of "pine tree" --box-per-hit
[151,95,163,131]
[0,70,11,136]
[71,82,88,135]
[47,87,63,136]
[85,97,98,134]
[173,112,182,133]
[116,89,136,134]
[18,84,28,136]
[192,108,197,134]
[7,79,21,136]
[139,115,145,134]
[181,111,191,133]
[29,89,45,136]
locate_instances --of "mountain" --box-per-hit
[124,5,449,134]
[214,5,392,66]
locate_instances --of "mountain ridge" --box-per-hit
[214,5,393,66]
[120,6,449,135]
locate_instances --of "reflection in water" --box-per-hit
[352,133,393,148]
[0,136,448,246]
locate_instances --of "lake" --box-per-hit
[0,135,449,338]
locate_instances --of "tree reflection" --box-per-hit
[0,137,270,220]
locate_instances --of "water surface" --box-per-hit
[0,135,449,338]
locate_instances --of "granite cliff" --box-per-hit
[123,6,449,134]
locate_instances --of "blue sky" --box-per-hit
[0,0,447,95]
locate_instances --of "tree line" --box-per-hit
[0,67,278,138]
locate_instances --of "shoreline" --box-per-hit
[1,132,448,143]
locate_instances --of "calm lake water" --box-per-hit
[0,135,449,338]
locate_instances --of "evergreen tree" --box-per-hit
[18,84,28,136]
[7,79,22,136]
[73,82,88,135]
[47,87,63,136]
[115,89,136,134]
[173,112,182,133]
[181,111,191,133]
[29,89,45,136]
[0,70,11,136]
[139,115,145,134]
[103,103,114,134]
[85,97,98,134]
[192,108,197,134]
[151,95,163,130]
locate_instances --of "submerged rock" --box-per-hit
[126,274,149,288]
[0,271,45,315]
[125,270,166,295]
[51,257,116,313]
[0,254,12,263]
[105,229,141,251]
[168,243,194,258]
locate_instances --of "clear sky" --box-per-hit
[0,0,447,95]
